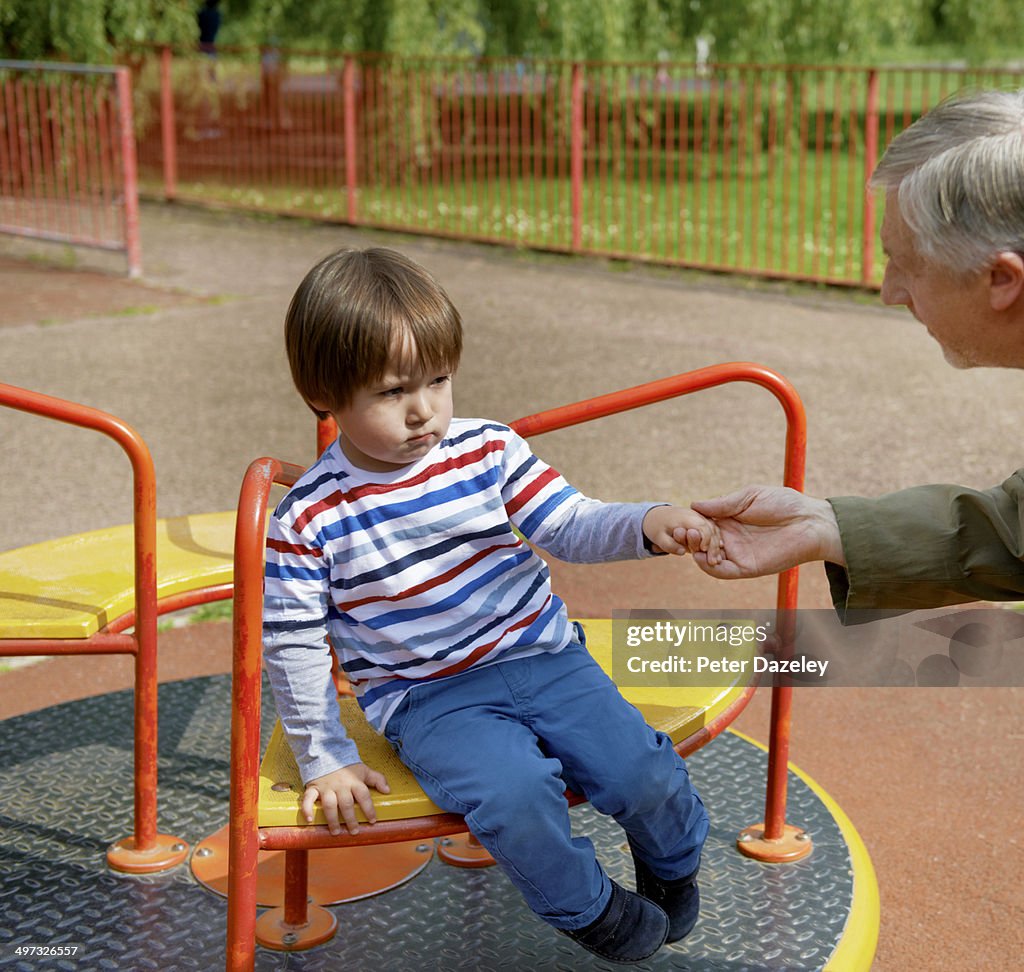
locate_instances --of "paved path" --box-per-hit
[2,203,1022,970]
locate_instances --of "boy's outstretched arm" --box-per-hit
[642,505,723,565]
[303,762,391,836]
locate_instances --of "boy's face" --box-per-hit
[322,350,454,472]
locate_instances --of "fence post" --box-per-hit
[159,46,177,202]
[115,67,142,278]
[570,62,584,251]
[343,56,358,224]
[861,68,880,286]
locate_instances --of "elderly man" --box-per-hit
[689,88,1024,617]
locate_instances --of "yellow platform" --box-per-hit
[0,511,236,639]
[257,618,753,827]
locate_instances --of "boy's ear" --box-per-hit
[989,251,1024,312]
[306,399,331,421]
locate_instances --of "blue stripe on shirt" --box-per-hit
[331,522,512,592]
[344,568,549,679]
[518,484,579,537]
[266,563,330,583]
[314,468,501,548]
[341,546,533,629]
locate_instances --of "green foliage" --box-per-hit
[921,0,1024,63]
[226,0,1024,64]
[3,0,1023,65]
[223,0,485,55]
[1,0,196,63]
[688,0,914,64]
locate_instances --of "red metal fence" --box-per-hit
[134,48,1024,288]
[0,61,142,277]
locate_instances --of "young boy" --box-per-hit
[263,247,719,964]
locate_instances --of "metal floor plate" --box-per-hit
[0,676,856,971]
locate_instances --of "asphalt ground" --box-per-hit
[1,203,1022,970]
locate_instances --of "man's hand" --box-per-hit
[303,762,390,835]
[688,486,845,579]
[643,505,723,565]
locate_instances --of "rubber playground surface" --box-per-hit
[2,203,1022,970]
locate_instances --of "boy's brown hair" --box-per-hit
[285,247,463,417]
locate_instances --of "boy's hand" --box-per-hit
[303,763,390,835]
[643,505,723,565]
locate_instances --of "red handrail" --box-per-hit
[510,361,807,841]
[0,382,173,867]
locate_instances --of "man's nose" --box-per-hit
[880,265,909,306]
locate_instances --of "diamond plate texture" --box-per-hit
[0,676,858,971]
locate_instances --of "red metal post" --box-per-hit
[570,62,584,251]
[316,415,338,456]
[115,67,142,278]
[283,850,311,926]
[227,457,305,972]
[159,46,178,202]
[343,57,358,223]
[227,458,274,972]
[862,68,880,286]
[128,394,159,851]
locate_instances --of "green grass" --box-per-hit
[188,601,233,623]
[143,149,884,287]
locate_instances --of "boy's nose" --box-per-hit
[406,390,432,422]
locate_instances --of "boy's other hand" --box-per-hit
[643,505,723,565]
[303,763,391,835]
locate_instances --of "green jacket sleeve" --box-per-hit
[824,469,1024,621]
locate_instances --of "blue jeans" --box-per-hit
[383,636,708,931]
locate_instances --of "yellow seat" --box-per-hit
[0,511,237,638]
[257,618,753,828]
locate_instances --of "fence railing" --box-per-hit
[0,60,142,277]
[134,48,1024,288]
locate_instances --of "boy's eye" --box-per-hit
[431,375,451,386]
[382,386,404,397]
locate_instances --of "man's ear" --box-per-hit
[989,251,1024,311]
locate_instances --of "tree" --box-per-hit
[1,0,197,64]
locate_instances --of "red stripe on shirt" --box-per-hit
[504,465,560,518]
[266,537,323,557]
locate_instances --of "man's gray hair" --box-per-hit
[870,88,1024,274]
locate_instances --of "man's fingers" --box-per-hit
[691,487,760,519]
[691,551,744,579]
[690,496,742,518]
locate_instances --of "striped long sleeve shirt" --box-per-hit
[263,418,661,783]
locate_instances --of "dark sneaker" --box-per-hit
[632,850,701,943]
[562,878,669,964]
